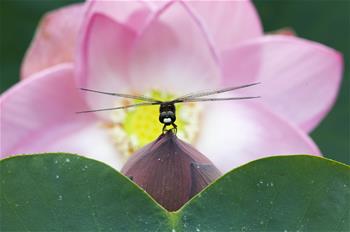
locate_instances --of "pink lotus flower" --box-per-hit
[0,0,343,173]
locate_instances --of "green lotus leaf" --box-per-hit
[1,154,349,231]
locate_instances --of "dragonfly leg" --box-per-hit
[162,124,167,134]
[171,123,177,134]
[162,123,177,134]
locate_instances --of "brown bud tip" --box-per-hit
[121,131,221,211]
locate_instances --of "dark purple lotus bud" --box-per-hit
[121,131,221,211]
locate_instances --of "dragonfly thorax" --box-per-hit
[159,102,176,125]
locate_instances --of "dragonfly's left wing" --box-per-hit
[173,82,260,102]
[173,96,260,104]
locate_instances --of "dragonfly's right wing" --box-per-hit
[80,88,162,103]
[76,102,161,114]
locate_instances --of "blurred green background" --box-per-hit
[0,1,349,164]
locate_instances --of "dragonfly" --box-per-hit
[77,82,260,132]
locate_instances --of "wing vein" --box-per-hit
[173,82,260,101]
[80,88,162,103]
[76,102,160,114]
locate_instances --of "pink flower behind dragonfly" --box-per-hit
[0,0,343,172]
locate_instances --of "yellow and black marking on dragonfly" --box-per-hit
[77,83,261,133]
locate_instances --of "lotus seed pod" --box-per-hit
[121,131,221,211]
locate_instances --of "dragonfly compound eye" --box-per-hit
[159,111,168,123]
[167,111,174,117]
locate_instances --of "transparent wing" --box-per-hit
[80,88,162,103]
[174,96,260,103]
[76,102,161,114]
[173,82,260,101]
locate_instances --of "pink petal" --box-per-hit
[0,64,124,170]
[47,123,125,170]
[21,4,84,79]
[1,64,91,155]
[129,1,221,94]
[196,101,320,173]
[222,35,343,132]
[270,27,296,36]
[187,0,262,51]
[85,0,151,32]
[77,13,136,112]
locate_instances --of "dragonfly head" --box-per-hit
[159,102,176,125]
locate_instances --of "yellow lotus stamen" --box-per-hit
[106,90,201,157]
